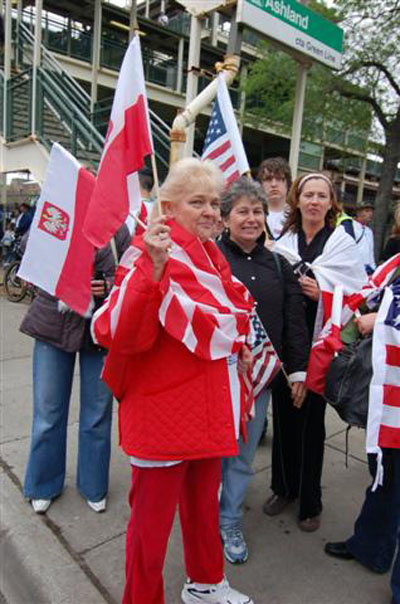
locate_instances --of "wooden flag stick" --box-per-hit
[150,154,163,216]
[130,211,147,231]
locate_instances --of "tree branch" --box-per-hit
[354,61,400,97]
[332,83,389,129]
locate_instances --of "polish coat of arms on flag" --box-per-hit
[18,143,96,316]
[38,202,70,240]
[202,73,250,185]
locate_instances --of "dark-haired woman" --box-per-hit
[270,172,365,531]
[217,177,309,562]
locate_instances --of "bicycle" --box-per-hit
[3,237,36,303]
[4,259,30,302]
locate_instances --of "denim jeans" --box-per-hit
[24,340,113,502]
[347,449,400,604]
[219,388,270,529]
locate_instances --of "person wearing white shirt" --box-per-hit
[257,157,291,240]
[354,201,376,275]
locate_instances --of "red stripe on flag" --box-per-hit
[383,385,400,407]
[192,306,217,358]
[204,140,231,160]
[55,168,95,315]
[220,155,236,172]
[226,170,240,186]
[386,344,400,366]
[84,96,152,247]
[373,254,400,287]
[379,424,400,448]
[164,295,189,343]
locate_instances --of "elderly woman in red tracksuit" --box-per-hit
[92,158,254,604]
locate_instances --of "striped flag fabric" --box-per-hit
[366,279,400,488]
[18,143,95,316]
[202,74,250,186]
[305,285,344,394]
[92,221,253,358]
[84,35,153,248]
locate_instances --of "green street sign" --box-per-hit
[236,0,343,69]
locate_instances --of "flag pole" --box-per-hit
[150,153,163,216]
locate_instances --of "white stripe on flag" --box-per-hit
[18,144,79,295]
[227,354,240,439]
[381,405,400,429]
[217,75,249,175]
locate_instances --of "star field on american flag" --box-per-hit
[384,283,400,330]
[202,96,241,185]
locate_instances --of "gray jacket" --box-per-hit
[20,245,115,352]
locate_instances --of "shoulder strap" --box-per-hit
[272,251,284,286]
[341,218,356,241]
[355,227,366,244]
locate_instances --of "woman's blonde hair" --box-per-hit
[159,158,224,205]
[282,172,341,234]
[392,202,400,236]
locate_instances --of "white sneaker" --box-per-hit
[181,577,254,604]
[31,499,52,514]
[87,497,107,513]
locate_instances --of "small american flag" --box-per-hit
[202,74,249,185]
[250,312,281,397]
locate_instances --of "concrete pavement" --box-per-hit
[0,295,393,604]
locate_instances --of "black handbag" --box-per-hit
[323,335,373,428]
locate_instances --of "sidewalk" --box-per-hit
[0,296,392,604]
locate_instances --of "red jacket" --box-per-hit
[98,253,239,461]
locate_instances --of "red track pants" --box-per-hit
[122,458,224,604]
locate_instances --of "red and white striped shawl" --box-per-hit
[274,226,366,339]
[93,221,254,360]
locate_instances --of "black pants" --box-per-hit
[271,372,326,520]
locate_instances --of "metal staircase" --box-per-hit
[1,20,172,180]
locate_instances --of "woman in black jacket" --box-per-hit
[217,178,309,564]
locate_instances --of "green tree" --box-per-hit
[332,0,400,255]
[245,0,400,255]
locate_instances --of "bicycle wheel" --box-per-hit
[4,261,28,302]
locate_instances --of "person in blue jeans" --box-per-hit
[217,178,309,564]
[20,245,116,514]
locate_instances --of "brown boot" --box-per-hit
[298,515,321,532]
[262,494,292,516]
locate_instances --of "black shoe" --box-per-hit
[324,541,355,560]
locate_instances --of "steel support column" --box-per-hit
[3,0,12,139]
[90,0,102,113]
[176,37,184,94]
[184,15,202,157]
[289,62,308,178]
[31,0,43,137]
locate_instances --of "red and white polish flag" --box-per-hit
[84,34,153,248]
[18,143,95,316]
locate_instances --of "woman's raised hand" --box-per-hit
[144,216,172,281]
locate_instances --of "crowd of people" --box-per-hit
[18,158,400,604]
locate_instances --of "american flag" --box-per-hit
[250,312,281,397]
[202,74,249,185]
[366,278,400,490]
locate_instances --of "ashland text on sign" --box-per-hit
[236,0,343,70]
